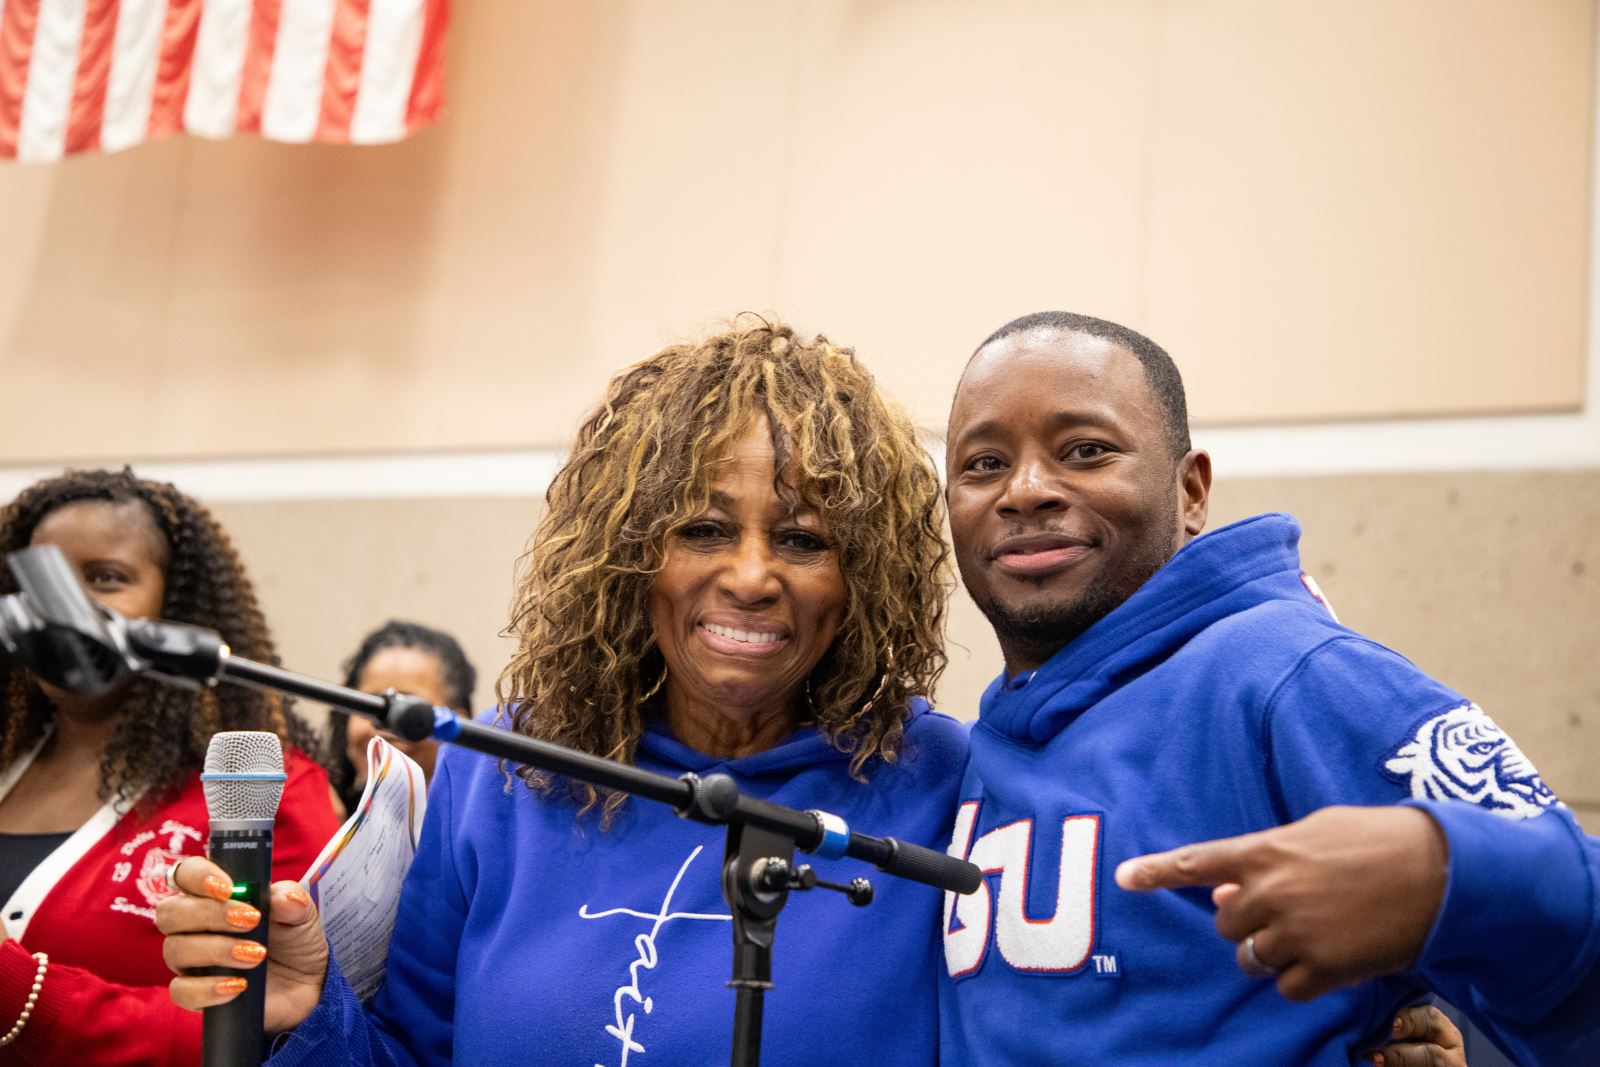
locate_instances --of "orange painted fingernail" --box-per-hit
[285,888,311,908]
[214,977,248,996]
[203,875,233,902]
[230,941,267,963]
[225,904,260,929]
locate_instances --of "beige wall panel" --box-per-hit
[203,468,1597,824]
[1,0,1592,463]
[774,1,1160,424]
[1145,0,1594,424]
[575,4,799,366]
[209,496,534,715]
[4,144,194,458]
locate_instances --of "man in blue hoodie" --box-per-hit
[938,311,1598,1065]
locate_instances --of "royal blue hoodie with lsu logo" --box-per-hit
[939,513,1599,1066]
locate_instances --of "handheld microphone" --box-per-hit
[200,732,286,1067]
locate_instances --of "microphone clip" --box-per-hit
[753,857,873,907]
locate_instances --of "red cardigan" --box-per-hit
[0,750,340,1067]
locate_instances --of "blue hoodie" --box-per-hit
[939,513,1596,1066]
[270,700,968,1067]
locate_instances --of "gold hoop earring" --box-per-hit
[639,664,668,705]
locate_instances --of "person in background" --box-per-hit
[0,469,341,1066]
[327,621,476,812]
[159,319,968,1064]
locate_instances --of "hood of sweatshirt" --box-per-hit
[637,696,936,778]
[979,513,1314,745]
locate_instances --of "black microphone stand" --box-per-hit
[121,618,979,1067]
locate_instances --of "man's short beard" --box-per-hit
[981,576,1128,656]
[979,544,1174,666]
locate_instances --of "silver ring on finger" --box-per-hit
[1240,934,1279,978]
[165,856,190,894]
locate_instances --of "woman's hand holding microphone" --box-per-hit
[155,857,330,1034]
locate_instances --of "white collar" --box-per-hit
[1,726,142,941]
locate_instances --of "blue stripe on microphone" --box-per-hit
[810,809,849,859]
[433,706,462,740]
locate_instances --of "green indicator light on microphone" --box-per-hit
[231,883,251,898]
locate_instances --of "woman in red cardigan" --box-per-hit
[0,469,341,1066]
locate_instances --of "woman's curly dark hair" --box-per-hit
[0,468,321,810]
[340,620,477,711]
[499,316,952,819]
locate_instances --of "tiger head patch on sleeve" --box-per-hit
[1382,703,1559,819]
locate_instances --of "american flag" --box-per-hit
[0,0,448,162]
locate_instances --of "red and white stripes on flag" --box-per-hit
[0,0,447,162]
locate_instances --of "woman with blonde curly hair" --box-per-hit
[0,469,339,1067]
[160,318,968,1065]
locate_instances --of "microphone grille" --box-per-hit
[202,731,286,821]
